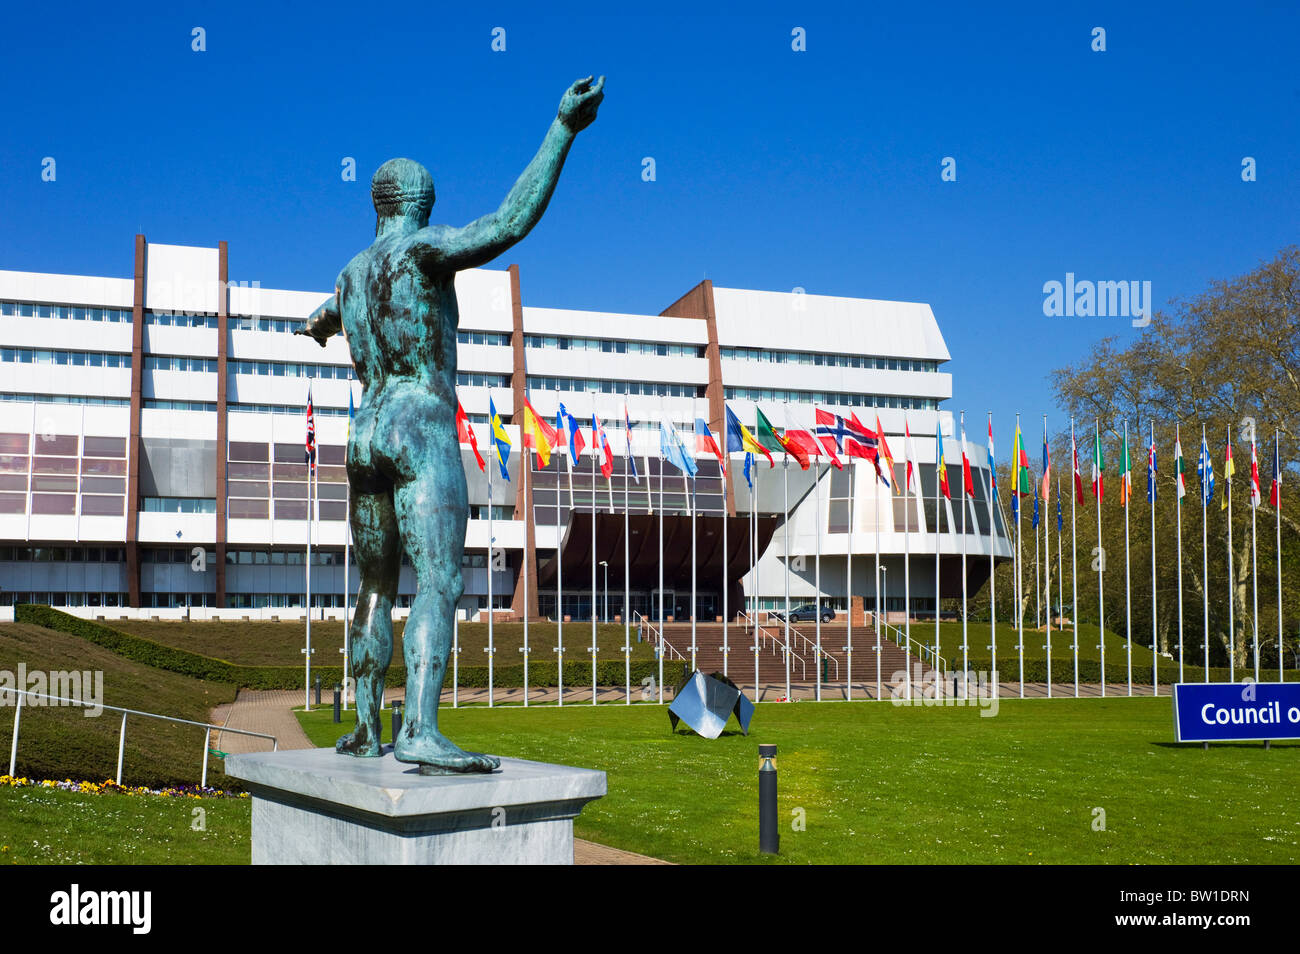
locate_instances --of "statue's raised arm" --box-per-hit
[422,76,605,273]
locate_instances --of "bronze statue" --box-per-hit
[297,76,605,773]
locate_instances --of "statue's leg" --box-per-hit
[391,466,499,773]
[335,488,400,757]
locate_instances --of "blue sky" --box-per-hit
[1,1,1296,439]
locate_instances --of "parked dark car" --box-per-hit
[773,603,835,624]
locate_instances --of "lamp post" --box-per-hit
[599,560,609,622]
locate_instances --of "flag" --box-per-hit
[1056,485,1063,532]
[521,397,558,468]
[660,418,698,477]
[624,404,639,482]
[1174,431,1187,500]
[1119,430,1132,507]
[814,408,855,465]
[1249,437,1261,508]
[960,423,974,498]
[743,452,754,491]
[1197,434,1215,504]
[557,402,586,462]
[782,428,824,468]
[1221,437,1235,511]
[726,405,774,467]
[936,423,950,500]
[304,385,316,471]
[1146,434,1157,504]
[1270,439,1281,508]
[874,415,895,489]
[456,400,486,472]
[1041,432,1051,501]
[592,413,614,480]
[1012,421,1032,496]
[834,410,878,460]
[346,387,355,442]
[905,420,919,496]
[489,398,511,481]
[1092,429,1105,502]
[987,417,998,500]
[755,407,808,469]
[1071,432,1084,503]
[695,417,726,473]
[1032,488,1040,529]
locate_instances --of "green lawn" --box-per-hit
[0,623,238,788]
[0,785,249,864]
[300,697,1300,864]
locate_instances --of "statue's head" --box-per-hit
[371,158,435,231]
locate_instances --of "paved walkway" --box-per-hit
[209,687,670,865]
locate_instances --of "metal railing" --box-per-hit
[635,612,686,662]
[4,688,277,789]
[740,613,810,680]
[786,624,842,681]
[876,618,948,676]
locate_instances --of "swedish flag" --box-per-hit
[489,398,511,482]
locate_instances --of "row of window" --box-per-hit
[0,592,130,608]
[524,335,704,358]
[457,371,512,389]
[0,546,126,562]
[0,302,132,322]
[145,399,218,412]
[720,347,941,373]
[231,316,340,335]
[725,387,939,411]
[141,496,217,514]
[146,355,217,373]
[458,330,513,347]
[0,392,129,407]
[0,434,126,458]
[525,375,706,398]
[230,402,349,417]
[228,359,354,380]
[145,312,218,328]
[225,548,349,566]
[1,347,131,368]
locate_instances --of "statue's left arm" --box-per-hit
[295,293,341,347]
[426,76,605,273]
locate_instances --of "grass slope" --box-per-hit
[301,699,1300,864]
[0,623,238,788]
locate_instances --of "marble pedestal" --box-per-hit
[224,748,606,865]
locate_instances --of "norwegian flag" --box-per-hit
[1249,436,1261,508]
[304,385,316,471]
[823,409,877,460]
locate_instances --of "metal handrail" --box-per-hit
[786,624,842,681]
[635,612,686,662]
[740,613,809,680]
[876,618,948,675]
[4,687,278,789]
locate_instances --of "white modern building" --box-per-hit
[0,238,1011,620]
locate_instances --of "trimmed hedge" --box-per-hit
[943,658,1236,686]
[15,606,688,690]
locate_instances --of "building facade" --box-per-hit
[0,238,1011,619]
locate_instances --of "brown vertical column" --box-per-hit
[659,279,734,515]
[214,241,229,609]
[125,235,146,607]
[507,264,539,621]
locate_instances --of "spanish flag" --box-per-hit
[521,397,558,468]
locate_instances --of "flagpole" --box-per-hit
[1149,420,1158,696]
[690,405,698,677]
[1034,486,1041,630]
[1226,423,1235,682]
[623,406,631,705]
[343,474,351,711]
[657,414,664,704]
[558,429,569,708]
[1096,418,1105,698]
[304,382,314,712]
[814,447,823,704]
[960,412,969,697]
[522,431,530,708]
[1123,419,1133,697]
[487,431,495,709]
[591,403,598,707]
[1175,424,1184,683]
[987,412,997,693]
[846,454,855,702]
[752,455,760,696]
[1044,414,1052,698]
[783,444,791,702]
[1276,430,1283,684]
[924,417,932,706]
[723,448,730,680]
[1016,414,1024,699]
[1071,418,1079,698]
[875,444,882,702]
[1251,432,1260,683]
[1202,423,1210,683]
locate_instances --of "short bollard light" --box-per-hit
[332,685,341,724]
[314,674,322,706]
[759,743,778,855]
[391,700,403,743]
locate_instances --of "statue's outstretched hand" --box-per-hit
[294,326,327,348]
[558,75,605,133]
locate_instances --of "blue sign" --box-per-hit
[1173,682,1300,743]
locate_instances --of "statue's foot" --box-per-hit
[335,724,383,757]
[395,732,500,774]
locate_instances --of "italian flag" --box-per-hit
[1119,431,1131,507]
